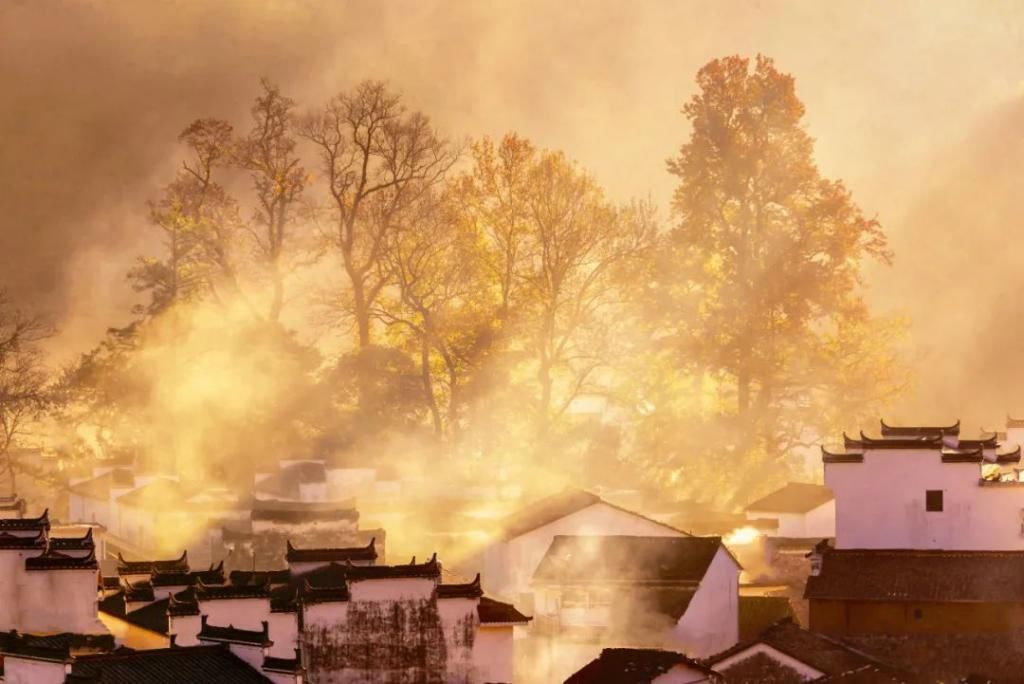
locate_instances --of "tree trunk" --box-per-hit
[420,336,443,437]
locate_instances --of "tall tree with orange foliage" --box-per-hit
[651,55,907,496]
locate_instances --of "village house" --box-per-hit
[744,482,835,539]
[481,488,689,609]
[94,539,529,683]
[703,618,912,683]
[823,419,1024,550]
[803,542,1024,636]
[526,534,739,682]
[0,510,104,635]
[565,647,723,683]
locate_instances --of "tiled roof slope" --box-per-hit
[533,535,722,584]
[65,645,272,683]
[705,619,903,679]
[746,482,834,514]
[499,489,601,540]
[566,648,720,684]
[477,596,530,624]
[805,548,1024,602]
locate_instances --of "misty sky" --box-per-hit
[2,0,1023,425]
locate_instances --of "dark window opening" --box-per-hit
[926,490,943,512]
[912,608,923,620]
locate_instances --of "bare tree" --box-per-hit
[235,79,306,322]
[0,291,51,493]
[299,81,457,348]
[130,118,243,315]
[372,189,494,437]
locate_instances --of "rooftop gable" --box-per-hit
[746,482,834,514]
[880,419,960,437]
[285,537,376,564]
[477,596,531,625]
[706,619,890,677]
[566,647,720,684]
[533,535,726,585]
[117,550,188,576]
[499,488,688,541]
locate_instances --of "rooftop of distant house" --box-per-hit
[566,647,721,684]
[746,482,834,514]
[498,488,687,541]
[705,619,908,682]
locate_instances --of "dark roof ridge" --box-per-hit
[285,537,377,563]
[25,546,97,571]
[437,573,483,599]
[0,508,49,530]
[880,418,960,436]
[849,432,944,448]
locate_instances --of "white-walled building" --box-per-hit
[744,482,835,539]
[531,535,740,656]
[823,420,1024,550]
[0,510,105,635]
[481,489,689,608]
[98,540,529,683]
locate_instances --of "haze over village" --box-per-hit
[3,1,1024,682]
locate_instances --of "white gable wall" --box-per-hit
[267,612,299,658]
[482,502,685,602]
[197,598,272,631]
[747,500,835,538]
[0,656,67,684]
[672,546,739,656]
[472,625,515,683]
[826,449,1024,549]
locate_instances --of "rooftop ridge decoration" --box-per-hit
[298,578,350,604]
[879,418,961,436]
[150,561,226,587]
[844,432,944,449]
[0,508,49,531]
[195,575,271,600]
[821,445,864,463]
[996,444,1023,464]
[0,530,46,549]
[285,537,377,563]
[25,546,98,571]
[198,615,271,647]
[166,592,200,616]
[342,552,441,581]
[436,573,483,599]
[116,550,189,575]
[49,528,95,551]
[124,577,156,602]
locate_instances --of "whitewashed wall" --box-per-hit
[1,656,67,684]
[472,626,515,683]
[747,500,835,538]
[267,612,299,658]
[827,449,1024,549]
[197,598,272,631]
[672,546,739,656]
